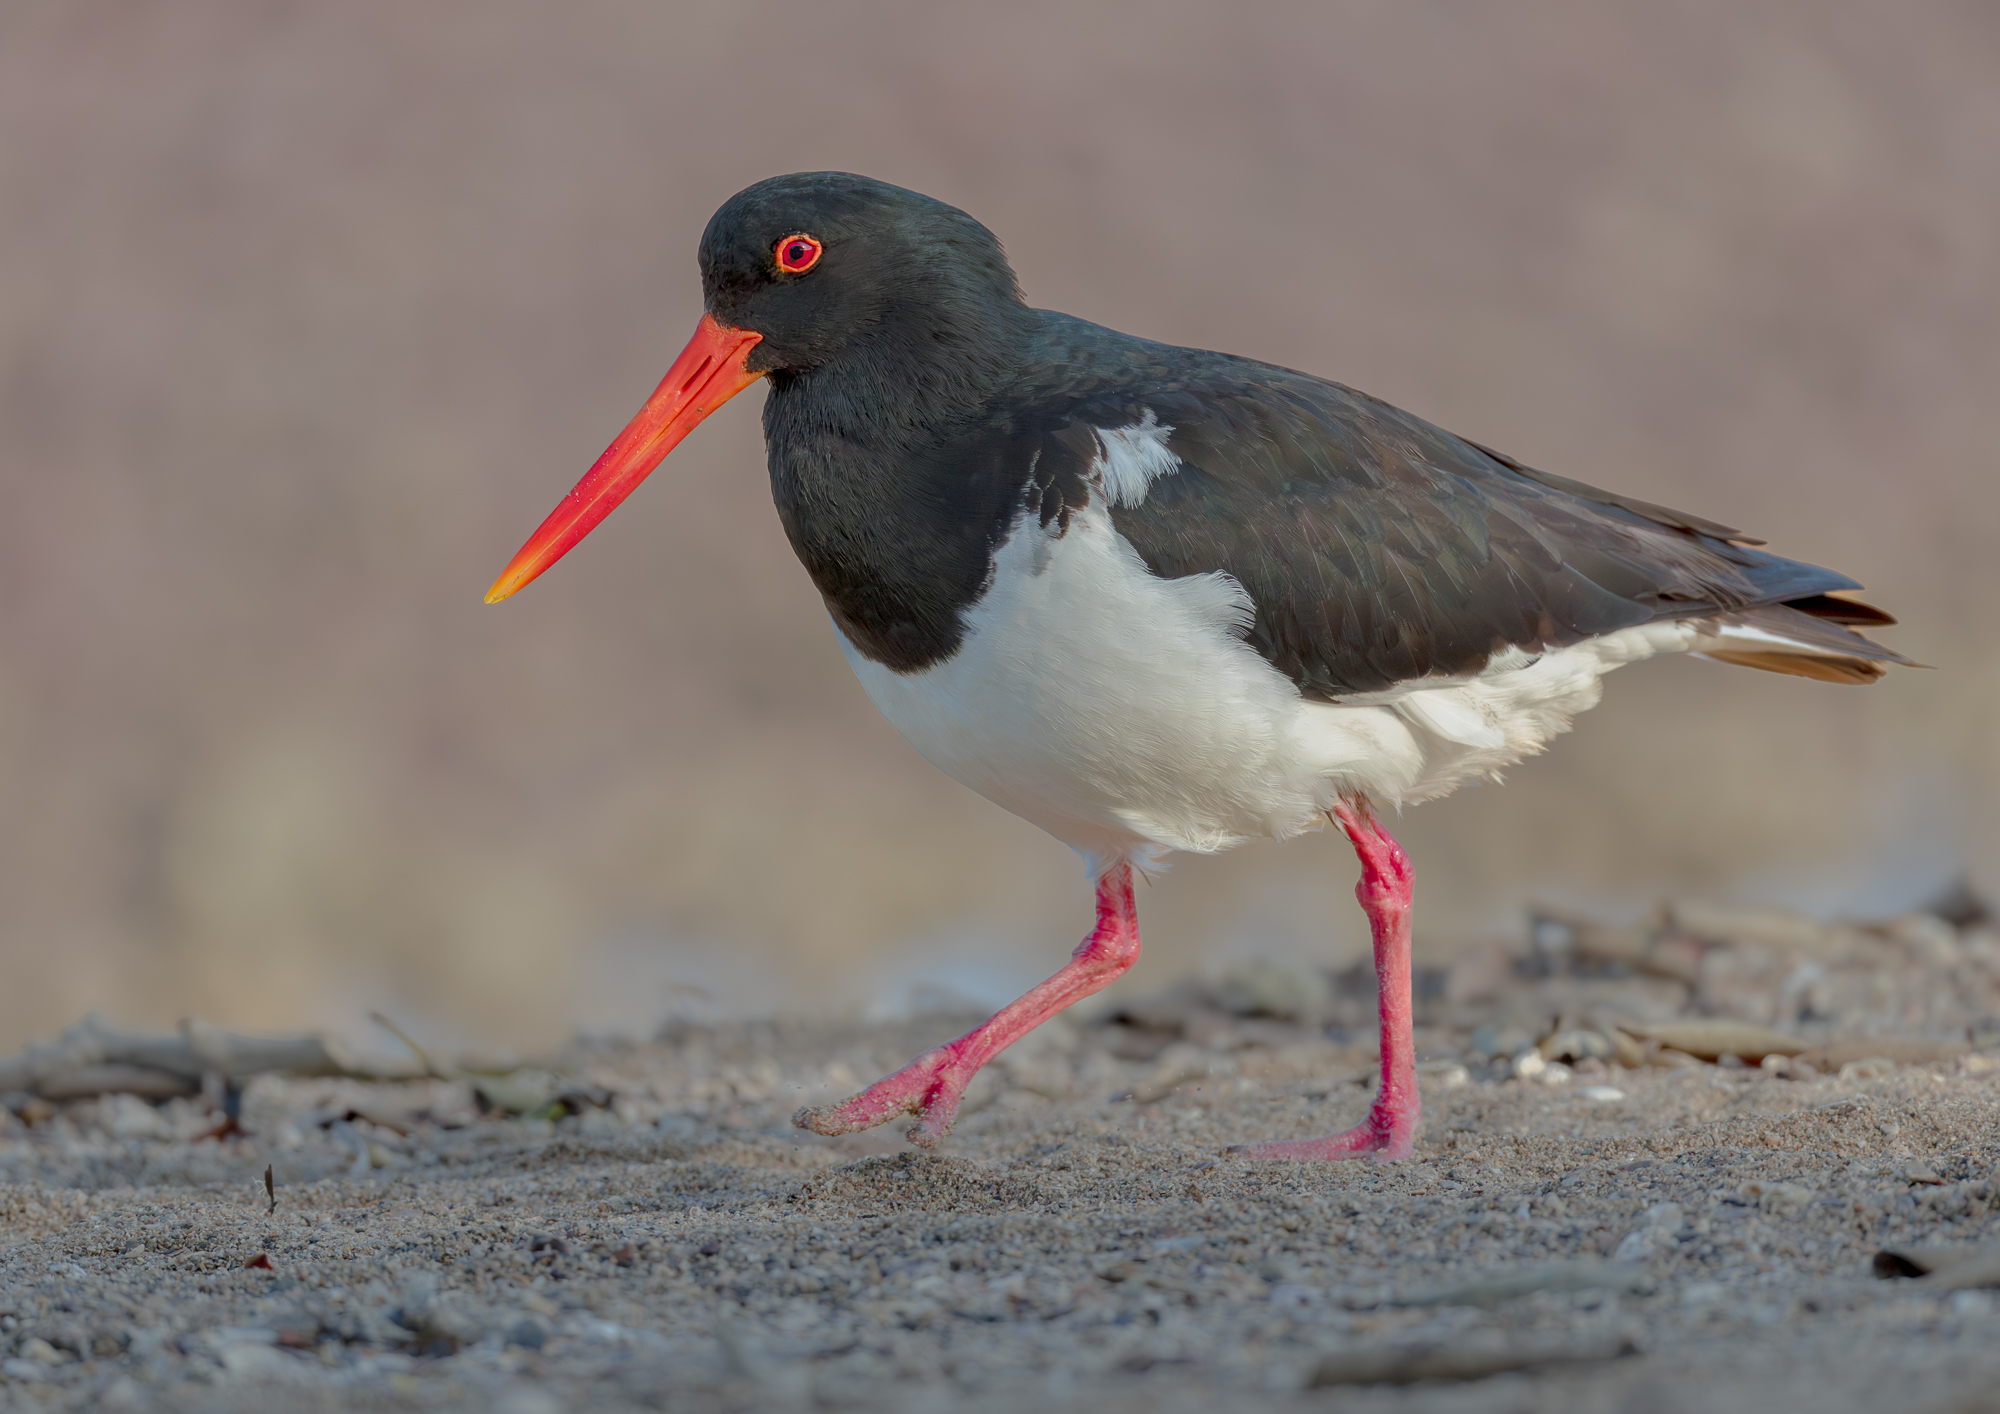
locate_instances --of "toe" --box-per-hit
[792,1104,855,1136]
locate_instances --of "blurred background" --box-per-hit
[0,1,1993,1055]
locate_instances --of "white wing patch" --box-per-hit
[1093,410,1180,507]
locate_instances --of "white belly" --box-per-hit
[835,499,1692,872]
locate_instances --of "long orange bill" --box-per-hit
[485,313,765,603]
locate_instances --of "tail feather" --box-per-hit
[1690,601,1920,685]
[1779,591,1899,628]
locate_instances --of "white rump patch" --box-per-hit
[1093,410,1179,507]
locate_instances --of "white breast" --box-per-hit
[833,424,1693,872]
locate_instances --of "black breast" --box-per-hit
[763,381,1095,672]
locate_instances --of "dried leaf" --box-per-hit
[1797,1039,1969,1071]
[1310,1335,1634,1387]
[1613,1020,1807,1062]
[1875,1243,2000,1289]
[1397,1259,1650,1308]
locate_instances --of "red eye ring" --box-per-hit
[775,233,823,274]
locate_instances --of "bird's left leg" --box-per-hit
[1229,800,1420,1161]
[795,862,1140,1148]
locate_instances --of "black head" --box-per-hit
[486,173,1037,602]
[700,173,1036,427]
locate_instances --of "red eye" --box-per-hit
[775,233,822,274]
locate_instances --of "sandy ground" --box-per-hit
[3,907,2000,1414]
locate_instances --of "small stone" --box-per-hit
[1416,1060,1469,1089]
[217,1342,291,1378]
[506,1318,548,1350]
[1842,1057,1899,1081]
[100,1376,148,1410]
[1949,1290,1994,1318]
[18,1337,65,1366]
[1539,1029,1614,1064]
[1579,1085,1625,1102]
[1470,1023,1533,1061]
[1611,1230,1654,1262]
[1216,960,1330,1020]
[97,1093,168,1140]
[1738,1180,1814,1214]
[475,1073,558,1115]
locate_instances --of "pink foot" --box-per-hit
[795,864,1142,1149]
[793,1041,976,1148]
[1229,801,1421,1164]
[1229,1107,1416,1163]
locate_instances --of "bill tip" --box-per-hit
[483,572,523,605]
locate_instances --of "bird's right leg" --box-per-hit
[794,862,1141,1149]
[1228,800,1420,1161]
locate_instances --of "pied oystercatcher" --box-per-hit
[486,172,1909,1161]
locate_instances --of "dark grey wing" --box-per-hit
[1089,366,1900,697]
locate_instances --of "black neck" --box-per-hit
[761,305,1056,671]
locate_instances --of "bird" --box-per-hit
[485,172,1910,1162]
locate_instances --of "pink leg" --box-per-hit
[1230,801,1420,1162]
[795,863,1141,1148]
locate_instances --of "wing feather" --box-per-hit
[1016,318,1900,697]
